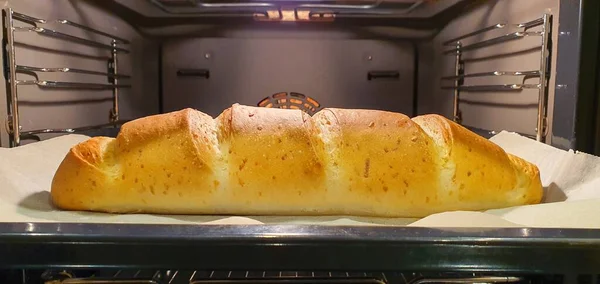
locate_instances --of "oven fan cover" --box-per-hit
[257,92,322,116]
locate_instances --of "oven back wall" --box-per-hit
[162,34,415,117]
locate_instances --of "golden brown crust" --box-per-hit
[507,154,543,204]
[51,105,543,217]
[51,137,115,211]
[412,114,543,210]
[218,104,328,214]
[70,136,112,168]
[115,108,219,167]
[115,108,201,152]
[313,108,442,216]
[52,108,222,214]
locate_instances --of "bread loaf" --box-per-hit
[51,104,543,217]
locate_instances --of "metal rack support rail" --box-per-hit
[537,14,552,142]
[441,70,540,80]
[111,40,120,122]
[441,14,552,142]
[452,42,462,123]
[2,8,130,147]
[16,65,131,79]
[11,11,129,44]
[20,120,130,136]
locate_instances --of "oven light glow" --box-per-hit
[254,9,334,22]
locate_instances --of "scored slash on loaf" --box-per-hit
[51,104,543,218]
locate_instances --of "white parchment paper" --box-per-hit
[1,132,600,228]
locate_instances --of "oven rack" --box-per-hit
[147,0,460,20]
[440,14,552,142]
[35,269,527,284]
[3,8,131,147]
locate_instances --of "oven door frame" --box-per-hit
[1,223,600,273]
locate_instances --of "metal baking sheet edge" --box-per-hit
[0,223,600,273]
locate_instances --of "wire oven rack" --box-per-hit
[440,14,552,142]
[2,8,131,147]
[35,269,528,284]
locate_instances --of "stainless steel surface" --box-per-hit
[15,80,131,89]
[11,11,129,44]
[111,40,120,122]
[443,24,506,46]
[443,17,545,46]
[3,223,600,273]
[2,8,131,147]
[20,120,128,136]
[13,26,129,53]
[443,31,542,54]
[442,84,541,92]
[441,14,551,142]
[518,17,547,29]
[0,222,584,244]
[536,14,552,142]
[16,65,131,79]
[550,0,581,150]
[4,8,20,147]
[441,71,540,80]
[452,42,461,123]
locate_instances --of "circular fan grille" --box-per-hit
[257,92,322,115]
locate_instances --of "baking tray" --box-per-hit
[3,127,600,273]
[1,223,600,274]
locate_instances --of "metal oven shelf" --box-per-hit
[440,14,552,142]
[3,8,131,147]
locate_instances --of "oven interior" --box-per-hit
[0,0,574,149]
[1,0,600,283]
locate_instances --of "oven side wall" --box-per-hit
[0,0,160,147]
[418,0,560,144]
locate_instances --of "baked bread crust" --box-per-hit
[50,104,543,217]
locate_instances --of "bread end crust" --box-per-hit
[50,137,114,211]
